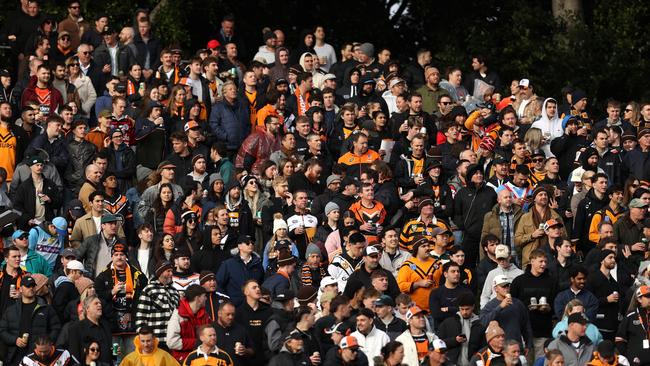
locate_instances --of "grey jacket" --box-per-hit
[547,335,595,366]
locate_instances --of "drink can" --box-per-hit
[112,343,119,356]
[10,284,15,292]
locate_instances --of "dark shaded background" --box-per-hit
[3,0,650,115]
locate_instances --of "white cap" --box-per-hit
[493,275,511,287]
[389,78,405,89]
[320,276,338,290]
[570,168,584,183]
[494,244,510,259]
[66,260,85,271]
[518,79,530,88]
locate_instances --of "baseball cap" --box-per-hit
[430,339,447,353]
[636,285,650,298]
[567,312,588,325]
[58,30,71,39]
[274,288,295,302]
[373,295,395,307]
[570,169,584,183]
[60,248,79,259]
[339,336,360,350]
[12,230,28,241]
[206,39,221,49]
[405,305,427,321]
[494,244,510,259]
[323,73,336,81]
[389,78,405,88]
[544,219,563,230]
[518,79,530,88]
[22,276,37,288]
[493,275,511,287]
[629,198,648,209]
[184,120,200,132]
[101,214,120,224]
[364,245,380,257]
[320,276,338,290]
[66,260,85,271]
[283,330,302,342]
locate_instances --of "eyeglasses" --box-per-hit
[88,348,99,352]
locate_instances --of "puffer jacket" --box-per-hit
[453,182,497,242]
[166,298,210,362]
[235,126,281,175]
[209,98,250,151]
[25,133,70,174]
[0,299,61,364]
[64,138,96,191]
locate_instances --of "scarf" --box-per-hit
[111,264,134,299]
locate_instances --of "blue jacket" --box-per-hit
[28,224,63,269]
[262,272,291,299]
[553,288,599,322]
[216,253,264,306]
[25,133,70,174]
[209,98,250,151]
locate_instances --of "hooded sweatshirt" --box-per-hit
[531,98,563,157]
[28,223,62,268]
[120,335,180,366]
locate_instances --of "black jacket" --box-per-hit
[453,183,497,241]
[64,138,96,191]
[585,269,625,333]
[0,299,61,364]
[509,267,558,337]
[437,314,485,364]
[93,42,136,76]
[106,143,136,192]
[132,33,163,71]
[343,267,400,299]
[68,318,112,364]
[550,133,588,182]
[572,189,608,248]
[13,176,62,229]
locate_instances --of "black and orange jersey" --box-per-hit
[0,125,17,181]
[182,347,233,366]
[104,194,132,222]
[349,199,387,243]
[398,216,453,252]
[338,149,381,178]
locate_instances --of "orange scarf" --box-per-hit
[111,265,134,299]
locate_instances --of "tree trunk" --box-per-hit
[552,0,582,21]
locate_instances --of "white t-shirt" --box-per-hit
[313,43,337,72]
[138,248,150,278]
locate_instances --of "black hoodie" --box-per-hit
[510,266,558,337]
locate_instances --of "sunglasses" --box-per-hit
[532,158,544,163]
[440,102,452,105]
[60,36,70,41]
[89,348,99,352]
[18,235,29,240]
[624,109,633,112]
[23,284,36,288]
[68,63,80,67]
[80,51,91,55]
[112,135,123,139]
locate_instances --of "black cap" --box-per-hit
[274,288,295,302]
[283,330,302,342]
[22,276,37,288]
[0,69,10,78]
[173,246,191,260]
[238,234,253,244]
[101,25,116,35]
[567,312,588,325]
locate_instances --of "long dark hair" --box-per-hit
[153,183,174,214]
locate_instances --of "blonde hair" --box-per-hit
[563,298,584,318]
[524,127,543,152]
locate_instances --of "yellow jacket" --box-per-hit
[397,256,439,311]
[120,336,180,366]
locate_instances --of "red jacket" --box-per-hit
[235,126,281,175]
[169,298,209,361]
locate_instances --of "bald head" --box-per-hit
[85,164,102,183]
[497,188,513,209]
